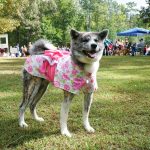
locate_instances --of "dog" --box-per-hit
[113,48,130,56]
[19,29,109,137]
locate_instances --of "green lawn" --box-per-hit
[0,56,150,150]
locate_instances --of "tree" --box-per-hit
[104,0,128,39]
[40,0,83,45]
[125,2,138,27]
[18,0,41,43]
[3,0,146,47]
[0,0,21,33]
[139,0,150,27]
[10,0,54,46]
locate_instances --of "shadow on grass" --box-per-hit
[0,81,63,149]
[0,118,60,149]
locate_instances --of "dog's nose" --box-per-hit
[91,44,97,49]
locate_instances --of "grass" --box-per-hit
[0,56,150,150]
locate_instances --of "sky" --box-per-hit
[115,0,148,9]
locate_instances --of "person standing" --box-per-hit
[16,43,20,57]
[131,43,137,56]
[28,42,32,50]
[137,39,145,55]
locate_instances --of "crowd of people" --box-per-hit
[104,37,150,56]
[0,42,33,57]
[0,38,150,57]
[8,43,70,57]
[17,42,32,57]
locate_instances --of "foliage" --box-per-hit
[139,0,150,44]
[0,56,150,149]
[0,18,20,33]
[17,0,41,44]
[139,0,150,27]
[105,1,128,39]
[0,0,21,33]
[40,0,83,45]
[1,0,149,46]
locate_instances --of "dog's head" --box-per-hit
[70,29,109,64]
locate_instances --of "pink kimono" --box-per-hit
[24,50,96,94]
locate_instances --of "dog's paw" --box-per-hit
[85,126,95,133]
[34,117,44,122]
[19,121,28,128]
[61,129,72,137]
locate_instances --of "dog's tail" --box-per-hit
[29,39,56,55]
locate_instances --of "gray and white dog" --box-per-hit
[19,29,108,137]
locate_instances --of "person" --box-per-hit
[124,37,129,48]
[131,43,137,56]
[28,42,32,50]
[22,45,29,57]
[127,42,132,50]
[143,45,147,55]
[115,39,124,50]
[3,48,9,57]
[0,48,5,57]
[15,43,20,57]
[145,45,150,55]
[137,38,145,55]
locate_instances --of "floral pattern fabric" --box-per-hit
[24,50,96,94]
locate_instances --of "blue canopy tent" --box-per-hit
[117,27,150,55]
[117,27,150,36]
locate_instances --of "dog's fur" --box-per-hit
[19,29,108,137]
[113,48,130,56]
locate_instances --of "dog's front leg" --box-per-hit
[93,74,98,91]
[60,91,74,137]
[83,92,95,133]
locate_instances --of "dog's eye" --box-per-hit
[82,36,90,43]
[94,39,98,42]
[82,38,89,43]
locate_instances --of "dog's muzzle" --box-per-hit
[82,48,100,59]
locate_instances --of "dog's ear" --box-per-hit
[70,29,80,39]
[99,29,109,40]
